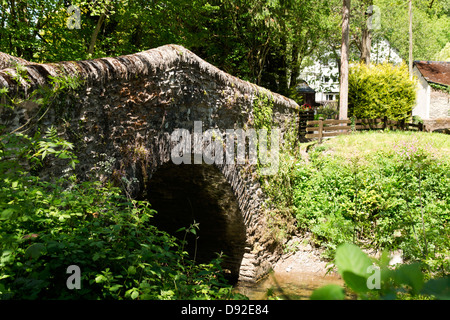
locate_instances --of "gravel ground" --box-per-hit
[273,235,338,276]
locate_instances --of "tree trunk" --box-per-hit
[360,28,372,65]
[361,1,374,65]
[289,44,301,94]
[409,0,413,79]
[339,0,351,120]
[88,13,106,55]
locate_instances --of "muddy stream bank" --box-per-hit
[234,238,344,300]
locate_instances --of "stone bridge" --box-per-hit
[0,45,300,283]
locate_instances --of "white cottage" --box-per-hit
[299,39,403,106]
[412,61,450,120]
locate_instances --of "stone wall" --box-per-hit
[0,52,33,70]
[0,44,300,282]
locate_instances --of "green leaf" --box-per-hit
[421,277,450,300]
[310,284,345,300]
[95,275,107,283]
[335,243,373,278]
[0,209,15,220]
[131,290,139,299]
[1,250,13,265]
[342,271,370,295]
[24,243,46,260]
[128,266,136,275]
[109,284,122,292]
[391,263,424,295]
[93,252,101,261]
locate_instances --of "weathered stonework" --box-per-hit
[0,44,300,282]
[0,52,33,70]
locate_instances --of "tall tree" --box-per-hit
[375,0,450,63]
[409,0,413,78]
[360,0,374,64]
[340,0,351,120]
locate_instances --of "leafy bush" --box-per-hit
[0,129,238,300]
[348,62,417,120]
[316,103,338,120]
[311,243,449,300]
[293,132,449,273]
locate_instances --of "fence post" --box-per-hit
[383,116,387,130]
[418,122,423,132]
[318,117,324,143]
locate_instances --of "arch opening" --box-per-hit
[144,162,247,283]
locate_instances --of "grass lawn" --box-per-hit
[313,130,450,162]
[291,130,449,270]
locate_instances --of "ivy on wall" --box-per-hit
[252,90,274,132]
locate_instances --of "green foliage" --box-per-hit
[311,243,450,300]
[293,132,449,273]
[434,42,450,62]
[348,62,417,120]
[316,104,338,120]
[0,0,340,97]
[430,83,450,95]
[0,130,238,300]
[252,91,274,132]
[310,284,346,300]
[376,0,450,63]
[0,0,447,96]
[252,93,302,245]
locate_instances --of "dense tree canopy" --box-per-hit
[375,0,450,64]
[0,0,448,98]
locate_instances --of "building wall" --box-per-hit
[429,88,450,119]
[412,66,430,119]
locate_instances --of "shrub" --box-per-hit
[348,62,417,120]
[293,132,449,272]
[311,243,450,300]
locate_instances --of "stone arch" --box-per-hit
[0,44,300,282]
[120,133,269,282]
[144,161,247,282]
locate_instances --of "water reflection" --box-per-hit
[235,271,344,300]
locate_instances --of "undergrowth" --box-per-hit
[293,131,449,276]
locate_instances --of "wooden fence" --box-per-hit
[298,110,315,137]
[305,116,426,143]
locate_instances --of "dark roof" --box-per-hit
[296,81,316,93]
[413,61,450,86]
